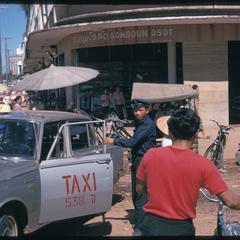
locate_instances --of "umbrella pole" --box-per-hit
[57,89,59,111]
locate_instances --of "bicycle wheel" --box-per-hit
[222,134,226,148]
[204,143,224,168]
[214,144,224,168]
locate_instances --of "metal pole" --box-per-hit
[0,31,2,83]
[0,4,7,84]
[1,37,12,85]
[5,37,8,84]
[7,48,10,83]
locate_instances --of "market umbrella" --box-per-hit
[12,65,100,91]
[131,82,198,103]
[0,83,8,93]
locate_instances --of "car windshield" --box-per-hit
[0,120,37,160]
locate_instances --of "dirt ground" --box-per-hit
[84,157,240,236]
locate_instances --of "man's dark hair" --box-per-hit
[15,96,22,102]
[192,84,198,90]
[167,108,200,140]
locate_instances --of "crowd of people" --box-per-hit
[0,85,128,118]
[0,89,31,112]
[0,89,63,112]
[100,85,127,119]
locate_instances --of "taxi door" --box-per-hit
[39,120,113,223]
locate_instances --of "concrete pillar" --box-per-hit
[66,87,73,106]
[63,50,73,107]
[53,6,57,24]
[38,5,44,29]
[168,42,176,84]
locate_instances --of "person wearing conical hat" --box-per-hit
[0,96,11,113]
[156,115,172,147]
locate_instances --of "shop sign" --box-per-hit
[73,26,174,45]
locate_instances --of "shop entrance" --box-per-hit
[74,42,183,118]
[228,41,240,124]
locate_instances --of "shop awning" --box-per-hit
[131,82,198,103]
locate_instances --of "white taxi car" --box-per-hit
[0,110,124,236]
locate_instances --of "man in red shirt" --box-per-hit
[136,108,240,236]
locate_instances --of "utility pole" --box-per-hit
[0,30,2,84]
[7,48,11,83]
[7,48,14,83]
[1,36,12,85]
[0,4,8,84]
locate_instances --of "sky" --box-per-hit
[0,4,26,74]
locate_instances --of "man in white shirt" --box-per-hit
[112,86,125,119]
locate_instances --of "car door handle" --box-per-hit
[97,159,111,164]
[24,178,36,184]
[94,149,101,154]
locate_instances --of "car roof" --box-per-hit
[0,110,90,123]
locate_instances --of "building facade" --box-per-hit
[24,3,240,125]
[9,45,24,77]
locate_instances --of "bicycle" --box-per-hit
[204,119,232,168]
[93,112,133,142]
[105,112,132,138]
[200,188,240,236]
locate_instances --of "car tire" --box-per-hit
[0,209,21,236]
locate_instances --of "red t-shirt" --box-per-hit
[136,146,228,220]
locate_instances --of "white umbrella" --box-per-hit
[13,65,99,91]
[131,82,198,103]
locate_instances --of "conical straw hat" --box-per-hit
[0,83,8,93]
[156,115,170,136]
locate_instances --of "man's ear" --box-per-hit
[191,130,199,141]
[196,129,200,137]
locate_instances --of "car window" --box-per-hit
[41,121,64,160]
[69,124,89,150]
[69,122,98,151]
[41,120,101,160]
[0,120,36,159]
